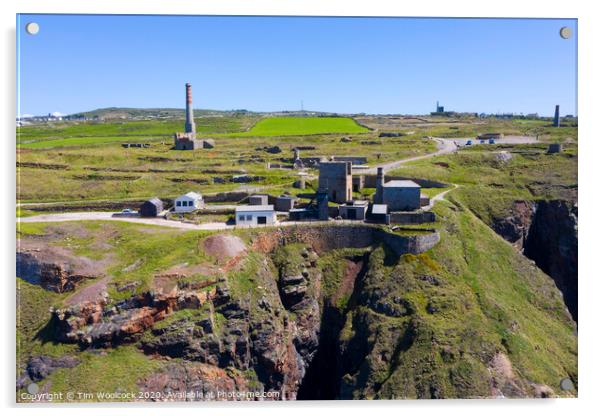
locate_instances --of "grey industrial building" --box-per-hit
[382,180,421,211]
[275,195,296,212]
[318,161,352,204]
[249,194,269,206]
[373,167,421,211]
[339,200,369,220]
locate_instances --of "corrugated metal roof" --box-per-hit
[383,180,420,188]
[372,204,388,214]
[235,205,274,212]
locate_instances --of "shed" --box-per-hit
[369,204,390,225]
[249,194,269,206]
[338,200,369,220]
[174,192,204,213]
[235,205,276,226]
[275,196,296,212]
[139,197,164,217]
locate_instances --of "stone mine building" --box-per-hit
[374,168,421,211]
[318,161,352,204]
[381,180,421,211]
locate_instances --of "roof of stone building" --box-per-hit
[383,180,420,188]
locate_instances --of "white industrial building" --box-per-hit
[235,205,276,226]
[174,192,204,213]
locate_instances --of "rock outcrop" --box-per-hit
[51,287,217,347]
[17,251,97,293]
[17,355,80,389]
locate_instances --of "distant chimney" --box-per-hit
[185,83,196,135]
[553,105,560,127]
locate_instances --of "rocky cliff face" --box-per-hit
[23,222,575,400]
[491,200,578,321]
[524,200,578,321]
[491,201,535,250]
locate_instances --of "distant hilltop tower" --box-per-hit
[185,83,196,135]
[553,104,560,127]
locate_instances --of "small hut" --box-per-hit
[140,197,164,217]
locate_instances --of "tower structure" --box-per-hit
[374,167,385,204]
[553,105,560,127]
[185,83,196,135]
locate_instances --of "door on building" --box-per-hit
[257,216,267,225]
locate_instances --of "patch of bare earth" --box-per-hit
[66,276,110,305]
[202,234,246,262]
[153,263,221,294]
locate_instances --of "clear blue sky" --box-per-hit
[17,14,577,116]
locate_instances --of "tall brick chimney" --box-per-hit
[185,83,196,134]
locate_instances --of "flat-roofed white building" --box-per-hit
[235,205,276,226]
[174,191,204,213]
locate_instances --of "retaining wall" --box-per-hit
[389,211,436,224]
[252,224,439,257]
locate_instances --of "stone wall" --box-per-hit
[389,211,436,224]
[252,224,439,257]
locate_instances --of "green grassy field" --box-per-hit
[17,116,258,148]
[388,141,577,226]
[16,116,436,203]
[16,115,576,206]
[231,116,369,136]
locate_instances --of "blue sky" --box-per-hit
[17,15,577,116]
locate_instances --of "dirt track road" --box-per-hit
[18,212,228,230]
[360,138,458,175]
